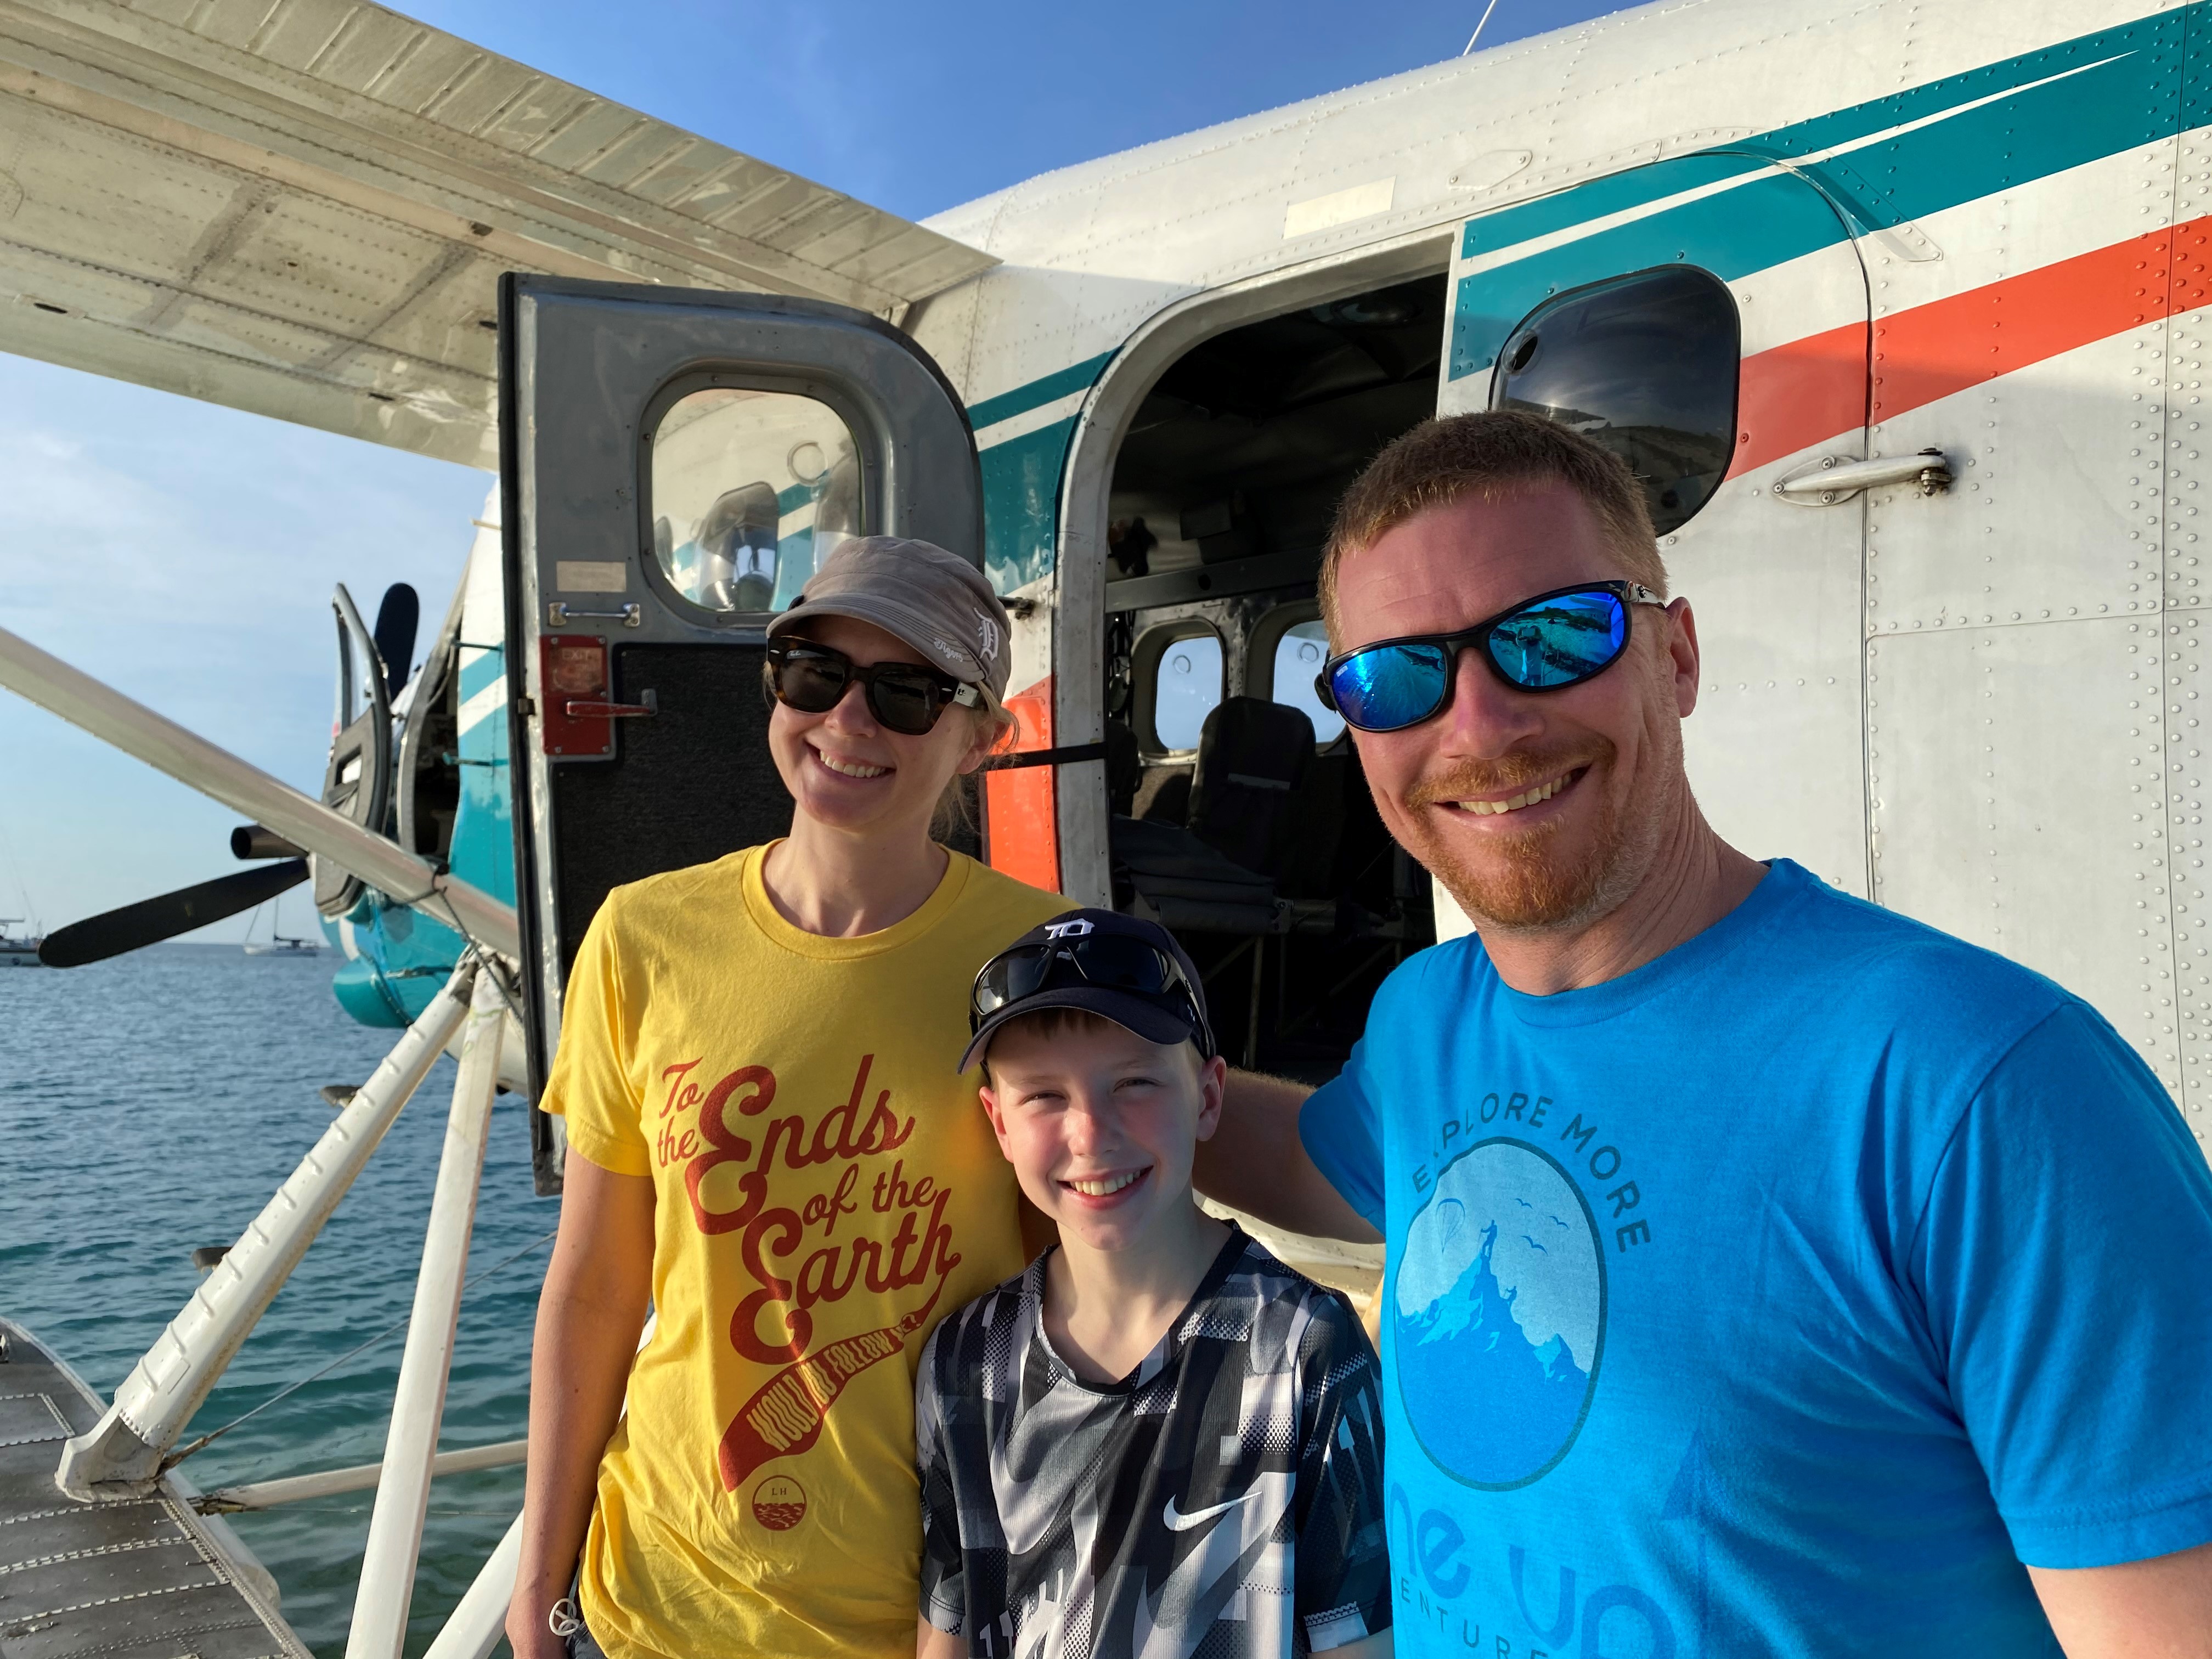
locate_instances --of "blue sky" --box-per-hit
[0,0,1621,943]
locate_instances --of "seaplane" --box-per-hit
[2,0,2207,1648]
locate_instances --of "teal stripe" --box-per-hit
[776,482,810,514]
[1452,169,1846,379]
[1459,154,1766,261]
[1449,8,2191,380]
[980,415,1077,593]
[1746,11,2181,165]
[968,350,1116,432]
[1792,34,2180,239]
[1459,10,2183,266]
[457,647,504,701]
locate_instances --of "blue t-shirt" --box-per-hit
[1302,859,2212,1657]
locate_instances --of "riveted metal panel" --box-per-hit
[423,53,537,137]
[477,78,591,154]
[310,6,419,91]
[574,119,694,188]
[1866,334,2170,631]
[360,28,480,115]
[190,0,279,50]
[2164,13,2212,1145]
[1870,621,2180,1091]
[249,0,357,74]
[1678,252,1872,896]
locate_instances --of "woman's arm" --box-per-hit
[506,1148,657,1658]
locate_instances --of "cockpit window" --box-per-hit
[1489,266,1740,535]
[648,388,862,616]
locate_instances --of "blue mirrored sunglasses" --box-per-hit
[1316,582,1668,734]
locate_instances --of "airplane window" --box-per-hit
[648,388,862,614]
[1491,266,1739,536]
[1271,620,1344,743]
[1152,632,1223,751]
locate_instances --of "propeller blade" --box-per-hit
[40,859,309,967]
[373,583,419,701]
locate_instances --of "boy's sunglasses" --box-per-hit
[970,934,1214,1057]
[766,639,979,737]
[1317,580,1667,734]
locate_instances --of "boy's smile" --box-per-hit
[1064,1167,1149,1203]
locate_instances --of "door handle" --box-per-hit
[1773,448,1953,505]
[562,690,657,720]
[546,601,641,627]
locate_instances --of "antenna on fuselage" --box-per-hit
[1462,0,1500,54]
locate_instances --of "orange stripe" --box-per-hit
[1730,215,2212,477]
[1872,219,2200,419]
[983,675,1059,893]
[1730,320,1867,476]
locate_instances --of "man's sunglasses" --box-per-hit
[1317,581,1667,735]
[765,640,979,737]
[970,934,1214,1057]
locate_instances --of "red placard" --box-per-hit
[539,635,613,758]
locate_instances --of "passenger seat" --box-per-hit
[1186,697,1314,879]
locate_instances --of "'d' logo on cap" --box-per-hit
[1043,918,1094,939]
[974,610,1002,664]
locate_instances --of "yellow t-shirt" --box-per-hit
[540,843,1069,1657]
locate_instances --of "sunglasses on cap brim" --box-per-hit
[970,933,1215,1058]
[1317,581,1668,735]
[765,639,980,737]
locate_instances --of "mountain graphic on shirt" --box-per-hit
[1393,1140,1603,1488]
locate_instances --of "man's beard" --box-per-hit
[1400,737,1664,933]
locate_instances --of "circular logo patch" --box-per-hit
[751,1475,807,1531]
[1393,1138,1606,1489]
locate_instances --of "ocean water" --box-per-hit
[0,943,549,1655]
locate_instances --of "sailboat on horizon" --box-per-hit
[0,917,45,967]
[242,895,319,958]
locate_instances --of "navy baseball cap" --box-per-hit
[960,908,1215,1073]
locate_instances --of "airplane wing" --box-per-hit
[0,0,996,467]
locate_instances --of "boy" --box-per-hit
[915,910,1392,1659]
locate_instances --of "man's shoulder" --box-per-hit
[1765,861,2075,1028]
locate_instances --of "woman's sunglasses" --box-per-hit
[765,640,979,737]
[1317,581,1667,735]
[970,933,1214,1057]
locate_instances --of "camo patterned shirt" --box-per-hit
[915,1228,1390,1658]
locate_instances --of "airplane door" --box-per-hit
[500,274,983,1187]
[1437,155,1875,922]
[314,583,397,917]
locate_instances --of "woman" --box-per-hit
[507,536,1070,1658]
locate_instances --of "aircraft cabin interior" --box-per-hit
[1100,275,1452,1083]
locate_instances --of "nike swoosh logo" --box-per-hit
[1163,1490,1258,1532]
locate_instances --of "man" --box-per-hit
[1198,411,2212,1656]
